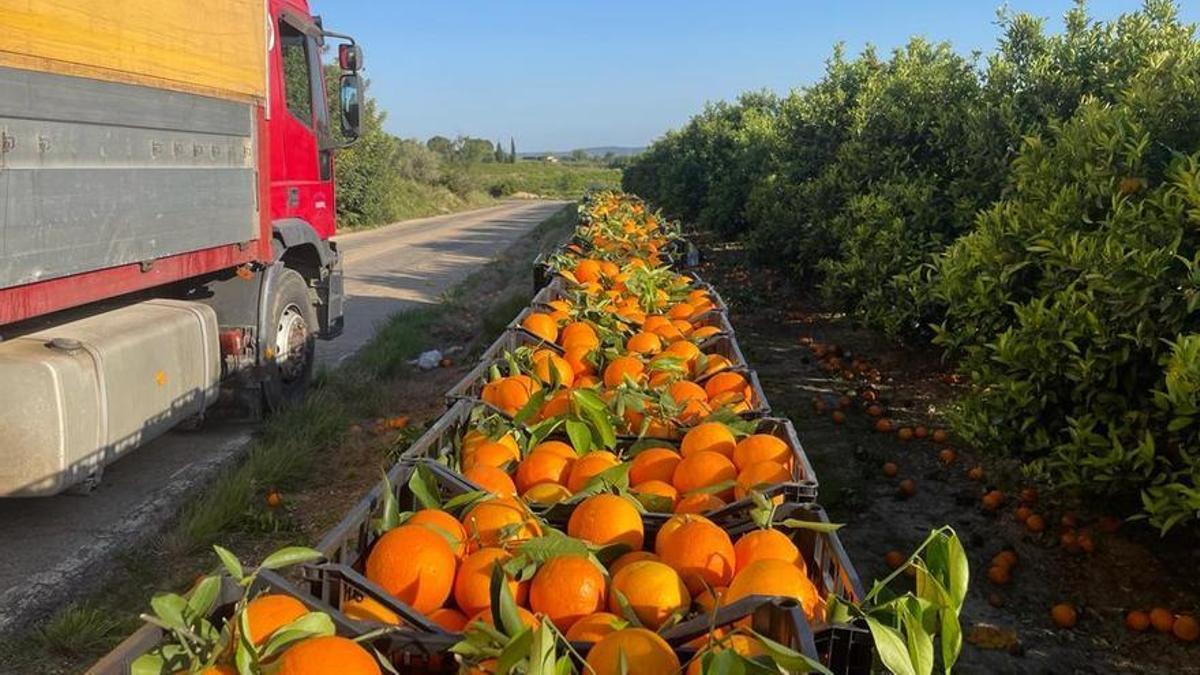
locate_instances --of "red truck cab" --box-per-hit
[0,0,362,495]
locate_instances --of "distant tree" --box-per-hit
[494,138,506,163]
[455,136,494,163]
[569,148,588,162]
[510,137,517,163]
[426,135,453,157]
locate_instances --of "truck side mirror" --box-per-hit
[338,44,362,72]
[339,73,363,140]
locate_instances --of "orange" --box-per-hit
[564,346,596,377]
[407,509,468,559]
[565,612,624,643]
[699,354,732,377]
[532,351,574,386]
[732,434,790,471]
[277,636,380,675]
[694,586,725,613]
[689,325,721,341]
[481,376,539,416]
[532,440,577,458]
[734,460,790,500]
[538,389,573,420]
[244,594,308,646]
[626,332,663,355]
[608,560,690,629]
[686,635,766,675]
[567,451,621,492]
[604,356,645,388]
[523,482,572,505]
[530,555,608,631]
[515,451,573,493]
[1174,615,1199,642]
[662,341,701,368]
[585,628,680,675]
[658,520,735,595]
[463,465,518,498]
[469,606,540,631]
[667,302,696,321]
[342,594,400,625]
[632,480,678,509]
[668,380,708,406]
[568,494,644,550]
[462,440,520,472]
[561,321,601,350]
[642,315,671,333]
[1051,603,1077,629]
[651,322,686,342]
[429,607,468,632]
[365,524,456,614]
[655,513,714,554]
[454,547,526,617]
[680,422,736,459]
[1150,607,1176,633]
[599,260,620,279]
[522,312,558,343]
[461,497,542,549]
[733,529,801,574]
[675,492,726,514]
[726,559,823,621]
[672,451,737,499]
[574,259,602,284]
[628,448,683,486]
[609,550,660,576]
[1125,610,1150,632]
[704,372,751,403]
[463,429,511,454]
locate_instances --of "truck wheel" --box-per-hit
[262,268,317,411]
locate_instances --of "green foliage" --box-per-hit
[623,1,1200,529]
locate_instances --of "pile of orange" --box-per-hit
[357,494,826,674]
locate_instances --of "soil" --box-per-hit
[691,234,1200,674]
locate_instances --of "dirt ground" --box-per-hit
[691,234,1200,674]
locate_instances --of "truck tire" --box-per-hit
[262,268,317,411]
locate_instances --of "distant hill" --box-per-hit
[521,146,643,159]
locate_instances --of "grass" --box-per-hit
[0,202,578,674]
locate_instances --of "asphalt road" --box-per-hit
[0,199,567,634]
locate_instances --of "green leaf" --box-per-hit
[497,627,534,673]
[565,419,594,455]
[900,598,934,675]
[149,592,188,629]
[408,463,443,510]
[609,588,644,628]
[583,405,618,449]
[514,389,548,425]
[213,545,244,582]
[751,630,834,675]
[865,616,917,675]
[130,653,167,675]
[259,546,323,571]
[514,535,592,564]
[491,564,525,639]
[260,611,336,657]
[443,490,489,513]
[373,472,401,535]
[778,518,845,534]
[186,576,222,619]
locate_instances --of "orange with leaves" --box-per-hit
[567,451,621,492]
[734,461,790,500]
[407,508,468,559]
[732,528,801,574]
[277,636,380,675]
[514,450,573,493]
[454,547,526,617]
[672,451,737,499]
[463,465,518,498]
[461,497,542,549]
[565,612,624,643]
[530,555,607,631]
[628,447,683,486]
[726,558,823,622]
[244,594,308,646]
[608,560,690,629]
[585,628,680,675]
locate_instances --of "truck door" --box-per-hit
[272,17,335,239]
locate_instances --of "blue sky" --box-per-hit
[313,1,1199,152]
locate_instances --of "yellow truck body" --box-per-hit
[0,0,267,101]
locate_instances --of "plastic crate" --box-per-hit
[309,459,871,673]
[86,569,398,675]
[402,399,818,516]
